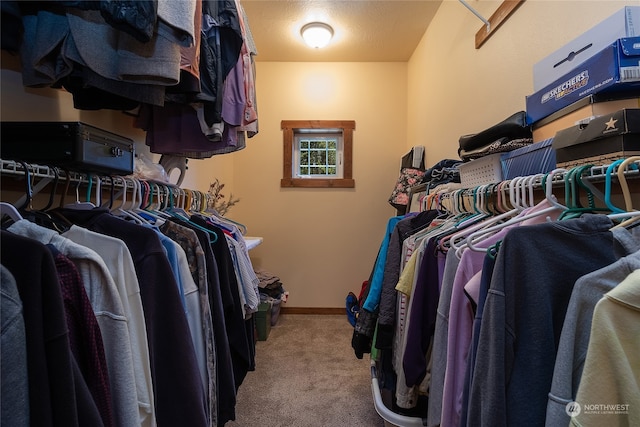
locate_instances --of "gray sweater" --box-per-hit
[545,242,640,427]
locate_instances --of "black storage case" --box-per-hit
[1,121,135,175]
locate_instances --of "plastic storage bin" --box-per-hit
[270,298,282,326]
[500,138,556,179]
[459,153,504,187]
[255,302,272,341]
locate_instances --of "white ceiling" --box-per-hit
[240,0,444,62]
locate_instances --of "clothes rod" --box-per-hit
[459,0,490,31]
[1,158,201,210]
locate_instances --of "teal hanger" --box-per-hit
[164,187,218,243]
[559,165,611,220]
[605,159,627,215]
[85,174,93,203]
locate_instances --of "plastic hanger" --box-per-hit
[41,166,60,211]
[162,187,218,243]
[115,177,147,224]
[463,170,568,252]
[16,161,33,211]
[443,181,521,254]
[59,168,72,208]
[64,174,96,210]
[604,159,627,215]
[0,202,23,222]
[609,157,640,228]
[616,156,640,212]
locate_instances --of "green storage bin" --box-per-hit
[255,302,272,341]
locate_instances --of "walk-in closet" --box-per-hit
[2,1,638,426]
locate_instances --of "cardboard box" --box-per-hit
[533,6,640,92]
[526,37,640,124]
[552,109,640,166]
[532,96,640,142]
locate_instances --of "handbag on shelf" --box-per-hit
[388,146,425,212]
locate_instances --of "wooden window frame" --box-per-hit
[281,120,355,188]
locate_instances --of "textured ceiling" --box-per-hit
[241,0,443,62]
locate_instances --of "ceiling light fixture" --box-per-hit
[301,22,334,49]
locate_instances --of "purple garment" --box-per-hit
[48,247,114,427]
[441,201,562,427]
[460,251,497,427]
[467,215,624,427]
[441,236,490,427]
[402,238,441,388]
[137,102,244,158]
[221,52,246,127]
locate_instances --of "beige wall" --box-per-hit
[407,0,635,159]
[1,1,635,309]
[227,62,408,308]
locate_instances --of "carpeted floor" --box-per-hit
[226,314,385,427]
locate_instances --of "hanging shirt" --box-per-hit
[1,265,30,427]
[62,226,156,427]
[160,219,218,427]
[1,231,79,427]
[546,246,640,427]
[8,220,139,427]
[46,245,114,427]
[56,208,209,427]
[571,268,640,427]
[468,215,636,427]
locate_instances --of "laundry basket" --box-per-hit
[370,361,425,427]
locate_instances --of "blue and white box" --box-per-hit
[526,37,640,124]
[533,6,640,92]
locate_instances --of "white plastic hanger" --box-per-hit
[445,180,523,255]
[464,169,568,252]
[0,202,23,222]
[610,157,640,228]
[64,174,96,210]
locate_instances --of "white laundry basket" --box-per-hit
[370,361,425,427]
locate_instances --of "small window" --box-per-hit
[281,120,355,188]
[295,131,341,178]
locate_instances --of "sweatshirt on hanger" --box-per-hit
[56,208,209,427]
[8,220,139,427]
[1,231,79,427]
[62,225,156,427]
[467,214,635,427]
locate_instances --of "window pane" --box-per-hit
[319,151,327,165]
[328,167,337,174]
[300,167,309,175]
[301,151,309,166]
[310,140,325,149]
[310,151,322,165]
[301,140,309,149]
[328,140,337,149]
[328,151,336,165]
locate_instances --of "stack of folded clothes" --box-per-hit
[255,267,286,300]
[458,111,534,161]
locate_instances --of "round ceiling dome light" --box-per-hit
[301,22,334,49]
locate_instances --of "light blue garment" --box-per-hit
[145,225,187,311]
[363,216,403,312]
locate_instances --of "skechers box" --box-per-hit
[532,6,640,92]
[552,109,640,168]
[526,37,640,124]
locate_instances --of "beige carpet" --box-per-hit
[226,314,385,427]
